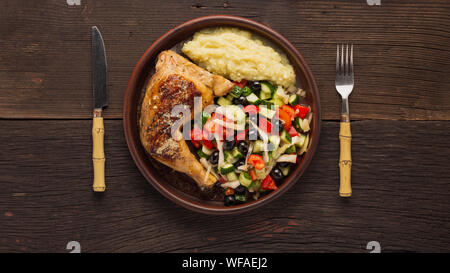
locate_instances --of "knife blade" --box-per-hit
[91,26,107,192]
[92,26,108,110]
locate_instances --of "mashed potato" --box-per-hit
[182,28,296,88]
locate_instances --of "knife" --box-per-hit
[91,26,108,192]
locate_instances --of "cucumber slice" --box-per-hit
[239,171,253,187]
[241,86,253,96]
[294,134,307,149]
[201,111,211,126]
[269,135,281,150]
[220,163,235,174]
[226,171,239,181]
[288,94,299,105]
[249,180,261,191]
[263,100,274,108]
[298,134,310,155]
[267,151,273,165]
[280,166,291,176]
[230,86,242,98]
[294,117,310,132]
[300,118,310,132]
[261,81,275,94]
[259,106,276,119]
[217,97,232,107]
[272,98,284,107]
[231,147,244,159]
[253,140,265,153]
[294,117,302,132]
[285,145,296,154]
[255,168,266,179]
[280,130,292,144]
[235,194,247,202]
[260,91,272,100]
[246,93,261,105]
[225,151,239,164]
[197,149,209,158]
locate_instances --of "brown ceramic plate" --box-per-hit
[123,15,321,215]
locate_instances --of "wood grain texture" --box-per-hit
[0,120,449,252]
[0,0,449,120]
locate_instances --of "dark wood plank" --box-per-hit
[0,0,449,120]
[0,119,449,252]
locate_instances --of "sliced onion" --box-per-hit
[214,132,225,167]
[200,158,219,179]
[221,181,240,189]
[204,164,212,183]
[276,86,289,104]
[277,154,297,163]
[243,142,254,169]
[306,111,313,125]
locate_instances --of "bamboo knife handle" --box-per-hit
[339,121,352,197]
[92,116,106,192]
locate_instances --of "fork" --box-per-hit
[335,44,354,197]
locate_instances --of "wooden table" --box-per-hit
[1,0,449,253]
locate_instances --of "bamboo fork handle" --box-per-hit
[339,121,352,197]
[92,114,106,192]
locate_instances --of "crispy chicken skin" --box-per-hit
[139,50,234,189]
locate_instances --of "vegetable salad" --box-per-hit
[190,80,312,206]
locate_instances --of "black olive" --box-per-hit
[224,195,236,206]
[214,181,222,188]
[209,151,219,165]
[235,185,246,195]
[234,158,246,168]
[272,118,284,134]
[237,141,249,155]
[237,96,248,106]
[249,81,262,92]
[223,140,235,151]
[271,167,284,181]
[278,161,291,168]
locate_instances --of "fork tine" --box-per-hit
[336,44,340,74]
[345,44,349,75]
[350,44,353,76]
[340,44,344,75]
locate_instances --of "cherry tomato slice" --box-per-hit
[243,105,259,115]
[277,108,292,131]
[234,79,247,88]
[191,140,201,149]
[248,154,265,170]
[262,175,277,191]
[225,188,235,195]
[281,105,295,120]
[259,117,272,134]
[294,105,309,119]
[249,169,257,181]
[288,126,299,137]
[219,177,227,184]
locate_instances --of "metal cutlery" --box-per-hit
[335,44,354,197]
